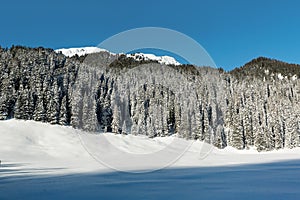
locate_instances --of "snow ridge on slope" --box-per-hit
[1,119,300,172]
[55,47,108,57]
[55,47,181,65]
[126,53,181,65]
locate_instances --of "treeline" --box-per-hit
[0,46,300,151]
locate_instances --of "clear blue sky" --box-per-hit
[1,0,300,70]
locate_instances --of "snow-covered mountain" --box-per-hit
[55,47,108,57]
[55,47,181,65]
[2,47,300,200]
[126,53,181,65]
[2,46,300,152]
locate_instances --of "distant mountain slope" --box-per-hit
[55,47,181,65]
[55,47,108,57]
[1,46,300,151]
[230,57,299,80]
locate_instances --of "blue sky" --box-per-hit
[1,0,300,70]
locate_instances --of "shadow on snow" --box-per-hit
[1,160,300,200]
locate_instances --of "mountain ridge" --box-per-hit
[55,46,181,66]
[3,45,300,72]
[230,56,300,81]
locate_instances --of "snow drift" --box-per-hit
[1,120,300,200]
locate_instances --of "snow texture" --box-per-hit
[55,47,108,57]
[126,52,181,65]
[1,120,300,199]
[55,47,181,65]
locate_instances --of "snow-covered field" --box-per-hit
[1,120,300,199]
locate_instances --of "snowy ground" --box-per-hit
[1,120,300,199]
